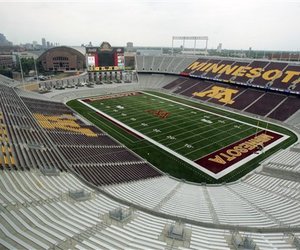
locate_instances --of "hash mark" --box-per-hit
[166,135,176,140]
[153,129,161,133]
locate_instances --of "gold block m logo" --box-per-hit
[193,86,238,104]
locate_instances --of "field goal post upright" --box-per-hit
[171,36,208,55]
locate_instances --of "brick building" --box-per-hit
[38,46,85,71]
[0,55,14,68]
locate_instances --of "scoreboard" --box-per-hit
[86,42,125,71]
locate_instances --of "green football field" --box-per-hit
[68,91,296,183]
[87,92,259,160]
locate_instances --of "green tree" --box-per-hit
[22,57,34,75]
[16,57,35,75]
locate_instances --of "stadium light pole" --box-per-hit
[18,55,25,90]
[33,57,39,86]
[171,38,174,55]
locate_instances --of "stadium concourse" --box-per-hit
[0,55,300,250]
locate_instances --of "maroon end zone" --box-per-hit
[195,130,282,174]
[83,92,142,103]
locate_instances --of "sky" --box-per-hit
[0,0,300,51]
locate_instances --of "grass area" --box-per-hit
[67,91,298,184]
[88,92,260,160]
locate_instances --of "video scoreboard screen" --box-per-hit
[86,42,125,71]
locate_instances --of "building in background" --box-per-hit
[38,46,86,71]
[126,42,134,52]
[0,33,12,46]
[42,38,46,49]
[0,55,15,69]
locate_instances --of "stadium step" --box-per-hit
[265,96,288,118]
[243,174,300,201]
[0,223,30,250]
[203,186,220,224]
[0,212,44,250]
[225,186,284,227]
[153,181,183,211]
[262,167,300,183]
[242,92,266,112]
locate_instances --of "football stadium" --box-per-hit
[1,1,300,249]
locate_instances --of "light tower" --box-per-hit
[171,36,208,55]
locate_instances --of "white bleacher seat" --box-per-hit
[10,210,58,245]
[0,223,36,250]
[19,208,66,241]
[0,166,299,250]
[0,212,50,249]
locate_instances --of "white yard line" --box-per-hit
[165,120,237,148]
[175,122,248,154]
[141,91,287,134]
[184,126,255,157]
[85,111,137,144]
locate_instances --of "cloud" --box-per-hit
[0,0,299,50]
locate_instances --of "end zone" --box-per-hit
[196,130,285,175]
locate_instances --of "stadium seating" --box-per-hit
[243,92,287,116]
[0,84,67,171]
[152,56,165,71]
[105,172,300,228]
[180,57,300,93]
[1,168,298,250]
[138,74,178,89]
[22,96,162,186]
[263,147,300,174]
[137,55,196,74]
[268,96,300,121]
[163,77,190,90]
[159,56,174,72]
[0,74,17,86]
[162,77,300,122]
